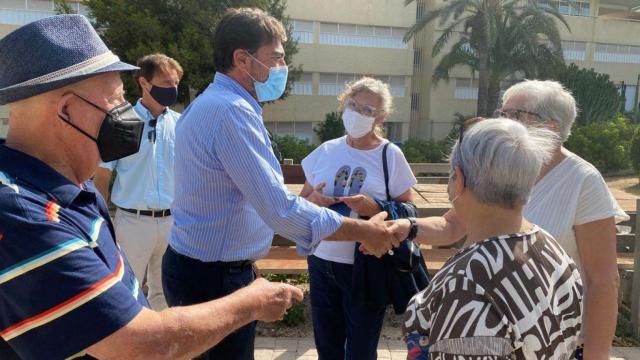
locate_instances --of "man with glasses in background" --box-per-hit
[95,53,183,310]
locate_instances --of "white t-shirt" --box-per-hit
[301,136,417,264]
[524,151,629,272]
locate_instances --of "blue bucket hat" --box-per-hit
[0,14,138,105]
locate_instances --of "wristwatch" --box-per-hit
[406,217,418,241]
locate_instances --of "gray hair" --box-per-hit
[502,79,577,142]
[337,76,393,115]
[450,118,558,209]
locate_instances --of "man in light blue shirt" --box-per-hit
[95,53,183,310]
[164,8,398,359]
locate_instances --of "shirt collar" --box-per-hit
[212,72,263,115]
[135,99,168,123]
[0,145,90,207]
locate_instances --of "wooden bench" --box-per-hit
[256,247,459,275]
[257,246,635,276]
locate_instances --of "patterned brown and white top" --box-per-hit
[403,226,583,360]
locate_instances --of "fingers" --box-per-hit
[285,285,304,302]
[370,211,388,222]
[314,182,326,192]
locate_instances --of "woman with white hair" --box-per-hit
[300,77,423,359]
[392,80,628,359]
[401,118,583,359]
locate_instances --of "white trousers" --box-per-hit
[114,209,171,310]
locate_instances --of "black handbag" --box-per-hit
[379,142,424,273]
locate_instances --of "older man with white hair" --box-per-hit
[392,80,628,359]
[399,118,583,359]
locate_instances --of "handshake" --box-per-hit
[330,211,413,258]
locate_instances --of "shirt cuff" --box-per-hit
[297,208,343,256]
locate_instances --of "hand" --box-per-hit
[305,182,338,208]
[387,219,411,244]
[339,194,381,217]
[244,278,304,322]
[358,211,400,257]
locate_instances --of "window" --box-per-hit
[292,20,314,44]
[411,93,420,111]
[621,85,639,112]
[538,0,590,16]
[27,0,53,11]
[594,43,640,64]
[414,48,422,66]
[266,122,314,143]
[319,22,408,49]
[416,1,425,21]
[292,73,313,95]
[319,73,355,96]
[562,41,586,61]
[383,122,403,142]
[319,73,405,97]
[454,78,478,99]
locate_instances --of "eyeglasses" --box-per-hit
[148,118,157,143]
[345,98,381,118]
[493,108,545,122]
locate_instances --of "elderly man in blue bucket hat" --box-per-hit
[0,14,303,360]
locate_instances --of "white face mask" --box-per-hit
[342,108,375,139]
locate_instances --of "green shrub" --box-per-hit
[271,135,316,164]
[400,138,452,163]
[314,111,345,142]
[565,116,635,174]
[630,125,640,175]
[280,302,305,327]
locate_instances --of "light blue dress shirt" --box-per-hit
[99,100,180,210]
[169,73,343,262]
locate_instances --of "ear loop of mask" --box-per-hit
[57,93,106,143]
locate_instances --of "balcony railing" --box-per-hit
[0,8,57,26]
[292,30,313,44]
[319,33,407,50]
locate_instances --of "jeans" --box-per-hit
[162,246,256,360]
[308,255,387,360]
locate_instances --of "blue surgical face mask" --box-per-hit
[244,52,288,102]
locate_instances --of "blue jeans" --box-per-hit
[162,246,256,360]
[308,255,387,360]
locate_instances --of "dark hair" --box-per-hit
[134,53,183,90]
[213,8,287,73]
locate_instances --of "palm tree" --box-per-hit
[405,0,569,116]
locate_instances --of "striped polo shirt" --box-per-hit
[0,145,148,359]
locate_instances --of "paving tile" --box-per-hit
[391,350,409,360]
[254,348,274,360]
[274,338,299,351]
[255,337,276,349]
[388,340,407,351]
[272,350,298,360]
[297,340,318,356]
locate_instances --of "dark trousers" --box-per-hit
[162,246,256,360]
[308,255,386,360]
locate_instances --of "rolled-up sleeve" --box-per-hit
[212,106,343,254]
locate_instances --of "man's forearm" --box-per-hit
[582,277,619,359]
[154,293,258,359]
[325,217,366,241]
[88,289,259,360]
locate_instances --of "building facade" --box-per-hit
[412,0,640,139]
[262,0,417,143]
[2,1,639,142]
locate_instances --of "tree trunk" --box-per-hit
[476,13,490,117]
[487,77,501,116]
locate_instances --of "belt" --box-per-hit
[168,246,254,269]
[119,207,171,217]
